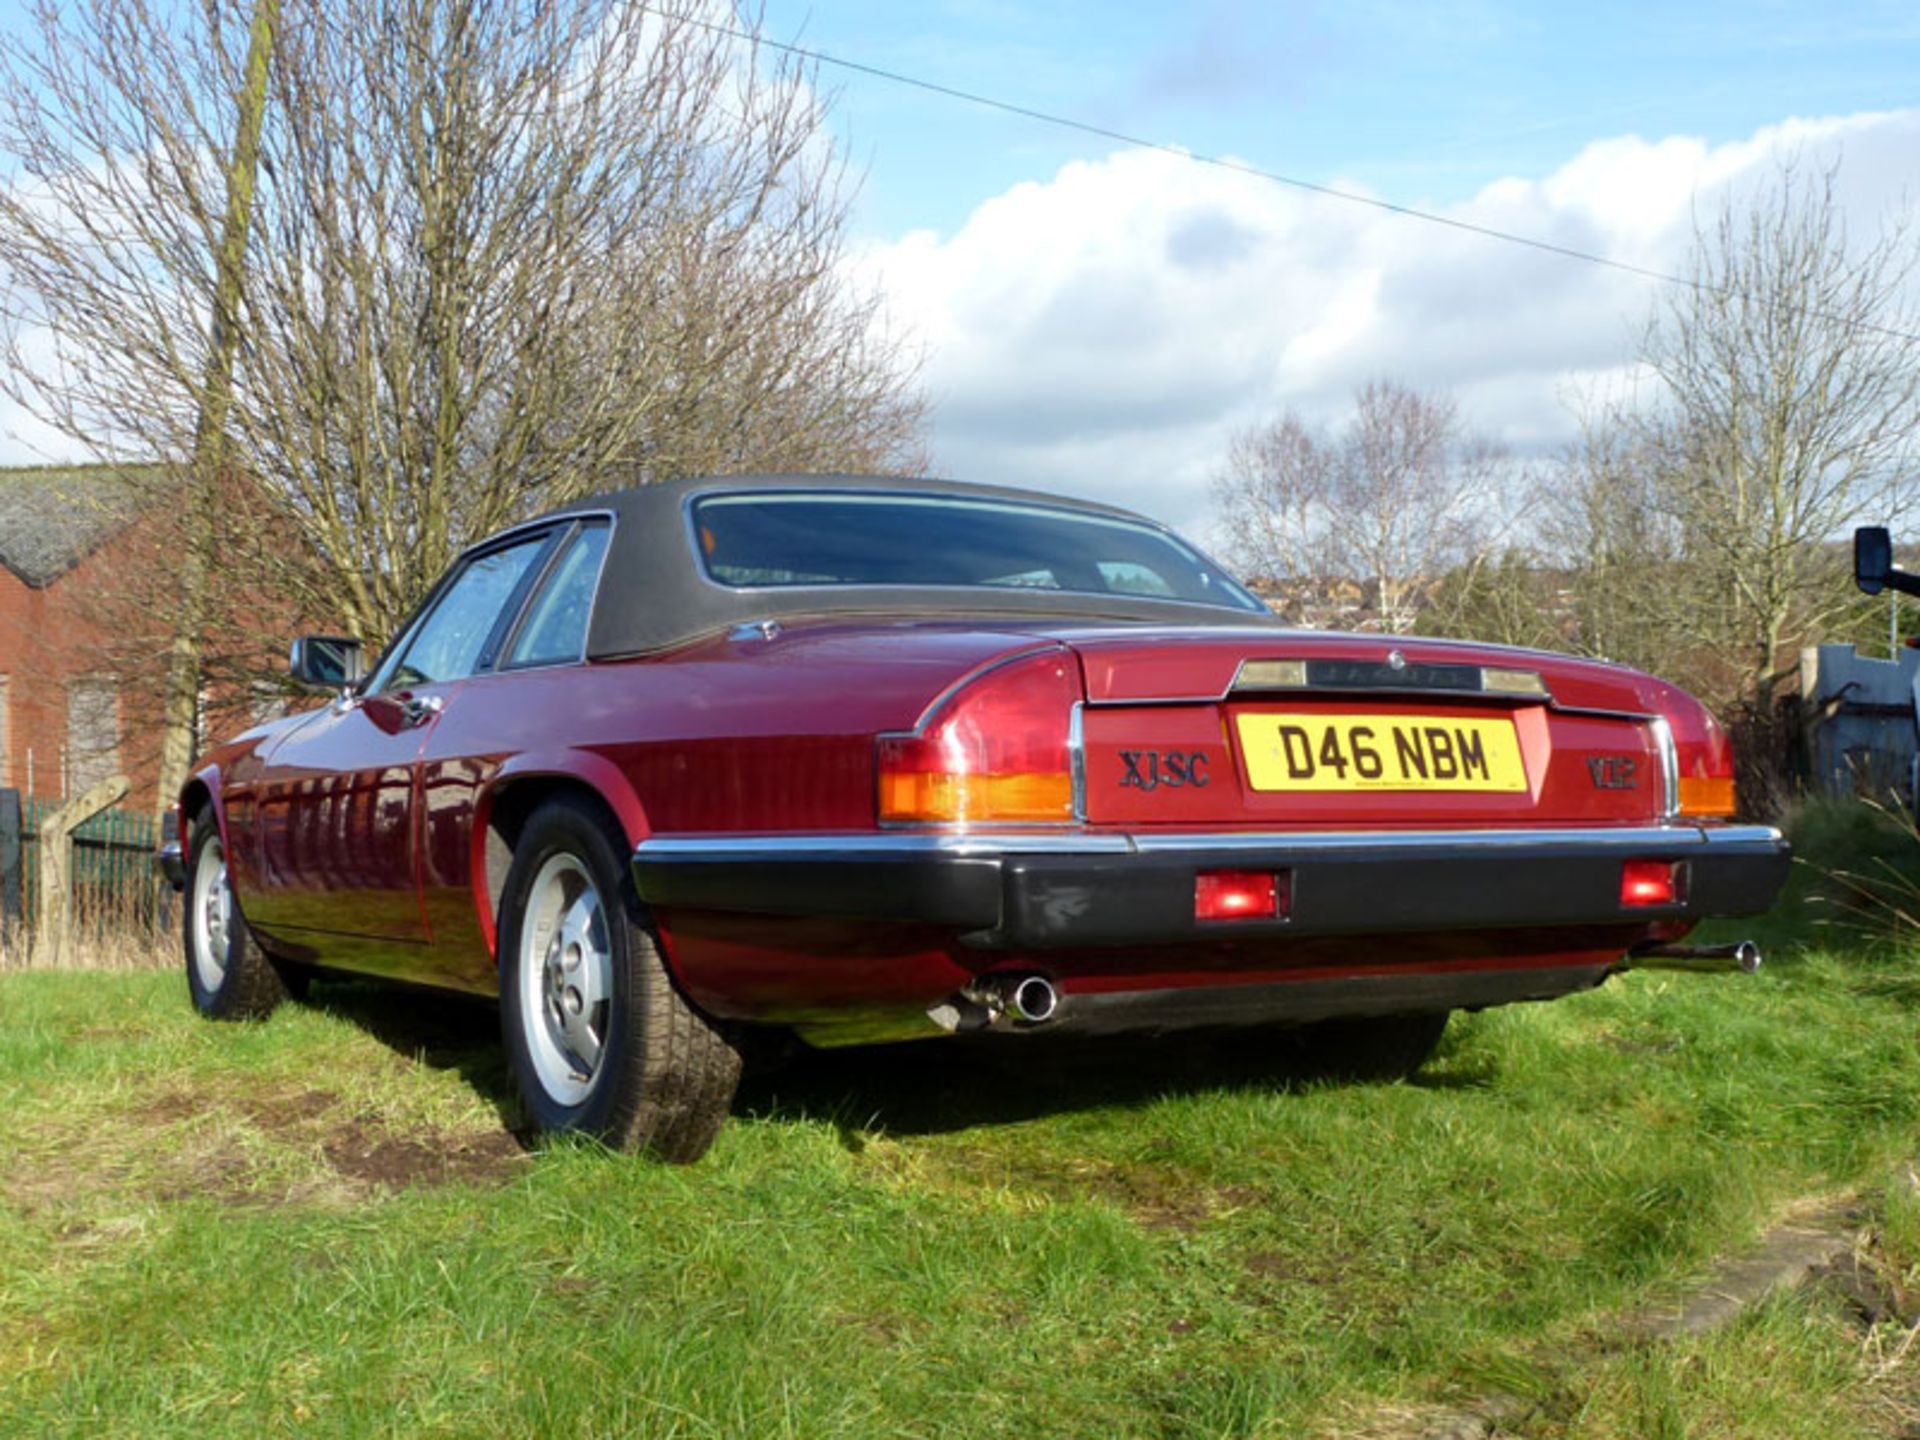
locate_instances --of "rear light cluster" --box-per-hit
[1657,685,1738,819]
[877,650,1081,824]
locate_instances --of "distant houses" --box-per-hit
[0,466,165,809]
[1244,572,1426,632]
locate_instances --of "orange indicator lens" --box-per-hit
[877,770,1073,824]
[1677,775,1736,818]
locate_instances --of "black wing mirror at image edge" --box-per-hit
[289,635,366,691]
[1855,527,1920,599]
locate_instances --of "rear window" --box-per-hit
[690,491,1265,613]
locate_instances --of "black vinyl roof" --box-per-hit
[508,474,1282,659]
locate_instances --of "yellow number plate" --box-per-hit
[1235,713,1528,793]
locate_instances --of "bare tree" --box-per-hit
[0,0,925,804]
[1213,380,1516,633]
[1635,161,1920,712]
[232,0,924,642]
[1537,410,1719,683]
[1417,545,1567,651]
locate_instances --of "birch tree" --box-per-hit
[1213,380,1514,633]
[1637,162,1920,711]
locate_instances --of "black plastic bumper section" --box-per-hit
[155,840,186,891]
[631,825,1791,951]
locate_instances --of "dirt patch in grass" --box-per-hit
[240,1088,341,1128]
[322,1122,525,1189]
[1815,1234,1920,1332]
[153,1148,263,1207]
[135,1084,527,1189]
[2,1086,531,1225]
[1244,1247,1361,1286]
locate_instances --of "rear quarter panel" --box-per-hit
[416,621,1056,976]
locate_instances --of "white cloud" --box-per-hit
[857,109,1920,541]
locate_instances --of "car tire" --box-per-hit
[183,812,288,1021]
[498,795,741,1161]
[1285,1011,1450,1084]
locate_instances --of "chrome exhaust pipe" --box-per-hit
[950,973,1063,1027]
[1623,940,1762,975]
[1006,974,1060,1024]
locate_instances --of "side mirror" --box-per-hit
[1856,526,1894,595]
[1856,526,1920,599]
[289,635,365,691]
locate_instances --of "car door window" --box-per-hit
[505,523,611,668]
[382,536,550,690]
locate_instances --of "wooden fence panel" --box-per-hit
[9,792,167,944]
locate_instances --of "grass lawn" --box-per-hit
[5,801,1920,1436]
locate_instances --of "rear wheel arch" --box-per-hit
[474,763,650,958]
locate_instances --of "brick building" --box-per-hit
[0,466,163,809]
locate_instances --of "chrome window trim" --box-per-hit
[677,486,1269,614]
[367,527,561,694]
[496,515,617,672]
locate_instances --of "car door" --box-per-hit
[242,531,557,965]
[416,520,614,979]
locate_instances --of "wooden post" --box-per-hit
[33,775,130,968]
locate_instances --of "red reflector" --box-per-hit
[1196,870,1286,922]
[1620,859,1679,907]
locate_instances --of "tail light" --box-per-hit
[877,649,1081,824]
[1655,684,1737,819]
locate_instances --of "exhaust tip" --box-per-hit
[1622,938,1764,975]
[1007,975,1060,1025]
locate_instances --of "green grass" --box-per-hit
[5,801,1920,1437]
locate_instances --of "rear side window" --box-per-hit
[691,491,1264,612]
[507,523,610,667]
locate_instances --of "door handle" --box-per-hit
[398,694,444,729]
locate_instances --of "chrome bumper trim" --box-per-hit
[635,823,1783,863]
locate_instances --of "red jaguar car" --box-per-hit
[159,475,1789,1160]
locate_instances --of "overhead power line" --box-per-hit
[656,5,1920,346]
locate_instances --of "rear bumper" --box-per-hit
[632,824,1790,950]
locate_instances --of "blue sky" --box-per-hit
[762,1,1920,530]
[757,0,1920,243]
[0,1,1913,534]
